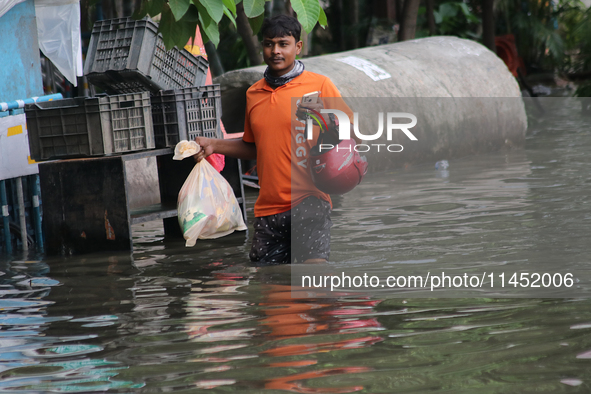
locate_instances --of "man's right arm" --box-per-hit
[193,137,257,162]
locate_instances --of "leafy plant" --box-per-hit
[217,17,251,70]
[496,0,591,73]
[133,0,327,50]
[562,4,591,73]
[575,80,591,97]
[433,2,480,39]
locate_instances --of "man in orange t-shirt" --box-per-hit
[195,15,352,265]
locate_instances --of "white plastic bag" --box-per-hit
[35,0,83,86]
[0,0,26,19]
[174,141,247,246]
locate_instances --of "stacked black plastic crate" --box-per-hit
[85,17,221,149]
[26,17,219,161]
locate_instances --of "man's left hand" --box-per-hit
[296,97,333,130]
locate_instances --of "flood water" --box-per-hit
[2,98,591,392]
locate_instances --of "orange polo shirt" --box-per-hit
[243,71,352,217]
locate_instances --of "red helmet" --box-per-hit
[310,139,368,195]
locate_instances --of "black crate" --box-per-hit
[84,17,208,94]
[25,93,154,160]
[151,85,222,147]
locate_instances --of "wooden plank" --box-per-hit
[119,148,173,162]
[130,203,177,224]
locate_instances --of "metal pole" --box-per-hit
[32,175,44,251]
[0,93,63,118]
[15,177,28,251]
[0,180,12,254]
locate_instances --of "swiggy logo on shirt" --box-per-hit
[294,117,311,169]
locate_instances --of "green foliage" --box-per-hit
[222,0,236,15]
[195,1,221,45]
[222,0,237,27]
[242,0,265,18]
[201,0,225,22]
[248,13,265,35]
[575,81,591,97]
[318,7,328,29]
[159,4,194,49]
[433,2,480,39]
[217,17,251,70]
[561,5,591,73]
[496,0,591,73]
[168,0,191,20]
[290,0,321,32]
[134,0,327,50]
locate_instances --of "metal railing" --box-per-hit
[1,94,60,255]
[0,93,63,117]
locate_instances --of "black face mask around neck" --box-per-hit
[264,60,305,88]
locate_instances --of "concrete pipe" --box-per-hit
[215,36,527,171]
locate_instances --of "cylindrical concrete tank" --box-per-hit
[215,36,527,171]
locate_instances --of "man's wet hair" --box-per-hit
[261,15,301,42]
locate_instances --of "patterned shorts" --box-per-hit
[249,196,332,265]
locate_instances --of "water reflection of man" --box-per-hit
[184,266,383,392]
[258,283,382,392]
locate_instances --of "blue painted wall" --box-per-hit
[0,0,43,102]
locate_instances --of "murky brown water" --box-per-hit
[2,98,591,392]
